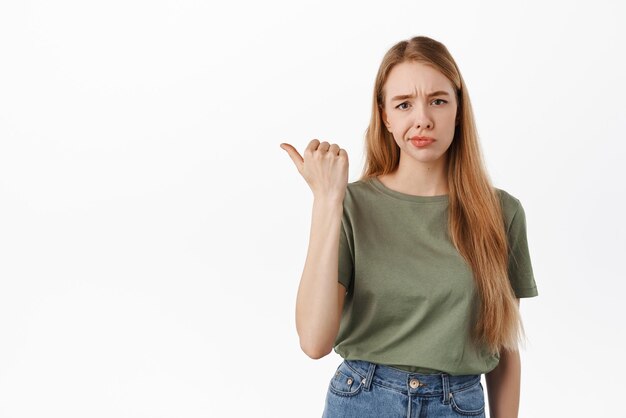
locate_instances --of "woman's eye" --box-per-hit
[396,99,447,110]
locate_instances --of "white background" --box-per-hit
[1,0,624,417]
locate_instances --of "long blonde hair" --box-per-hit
[360,35,523,355]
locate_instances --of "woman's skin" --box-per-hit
[281,139,349,359]
[282,59,522,417]
[378,60,456,196]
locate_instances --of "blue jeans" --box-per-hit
[322,359,486,418]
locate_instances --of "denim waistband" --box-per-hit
[342,358,481,402]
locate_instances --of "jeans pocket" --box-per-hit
[449,380,485,416]
[328,361,365,398]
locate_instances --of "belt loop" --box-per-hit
[441,373,451,405]
[363,361,377,391]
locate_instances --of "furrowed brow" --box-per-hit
[390,91,450,102]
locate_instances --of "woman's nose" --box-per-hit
[412,103,433,129]
[414,120,432,129]
[413,111,433,129]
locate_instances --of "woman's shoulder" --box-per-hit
[493,187,525,226]
[494,187,521,204]
[346,178,371,191]
[338,178,380,214]
[342,178,375,197]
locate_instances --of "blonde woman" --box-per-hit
[280,35,538,418]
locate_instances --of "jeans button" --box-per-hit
[409,378,420,388]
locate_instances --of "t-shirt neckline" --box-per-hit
[368,176,449,203]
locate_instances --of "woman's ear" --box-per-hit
[382,109,391,131]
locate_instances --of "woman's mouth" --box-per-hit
[410,137,434,147]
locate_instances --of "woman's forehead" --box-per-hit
[384,61,454,97]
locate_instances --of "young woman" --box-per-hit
[280,35,538,418]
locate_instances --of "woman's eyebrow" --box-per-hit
[390,91,450,102]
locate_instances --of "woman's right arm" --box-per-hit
[280,140,349,359]
[295,197,347,358]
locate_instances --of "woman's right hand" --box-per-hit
[280,139,349,203]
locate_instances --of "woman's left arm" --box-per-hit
[485,298,521,418]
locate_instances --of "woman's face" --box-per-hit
[381,61,458,165]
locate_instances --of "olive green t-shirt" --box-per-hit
[333,177,538,376]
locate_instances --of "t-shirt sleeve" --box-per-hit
[338,218,354,291]
[507,200,539,298]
